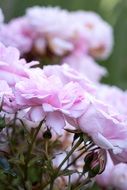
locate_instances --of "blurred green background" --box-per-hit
[0,0,127,89]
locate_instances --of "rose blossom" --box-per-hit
[95,84,127,162]
[43,63,95,92]
[96,84,127,120]
[62,54,107,82]
[13,61,127,153]
[78,96,127,154]
[71,11,113,59]
[14,64,95,133]
[0,17,33,54]
[25,6,113,59]
[96,153,127,190]
[26,6,73,37]
[14,65,127,154]
[14,69,91,134]
[25,6,75,56]
[14,71,64,133]
[0,42,38,86]
[110,163,127,190]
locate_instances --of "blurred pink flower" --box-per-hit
[0,17,33,54]
[26,6,75,56]
[0,42,38,86]
[62,54,107,82]
[25,6,113,59]
[96,84,127,120]
[43,63,95,92]
[71,11,113,59]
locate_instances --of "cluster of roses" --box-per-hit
[0,6,113,83]
[0,6,127,189]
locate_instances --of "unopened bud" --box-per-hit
[84,149,107,177]
[43,128,52,139]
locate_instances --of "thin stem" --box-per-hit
[57,137,83,173]
[64,143,94,170]
[16,118,30,135]
[48,137,83,190]
[24,119,44,183]
[40,140,49,187]
[73,178,90,190]
[45,140,48,158]
[49,180,54,190]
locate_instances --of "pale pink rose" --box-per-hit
[43,63,95,93]
[14,72,64,133]
[14,67,94,133]
[15,67,127,149]
[26,6,75,56]
[96,84,127,120]
[58,82,90,118]
[25,6,113,58]
[97,154,127,190]
[26,6,74,38]
[0,17,33,54]
[95,84,127,162]
[78,97,127,154]
[62,54,107,82]
[110,163,127,190]
[71,11,113,59]
[0,42,39,86]
[15,73,62,108]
